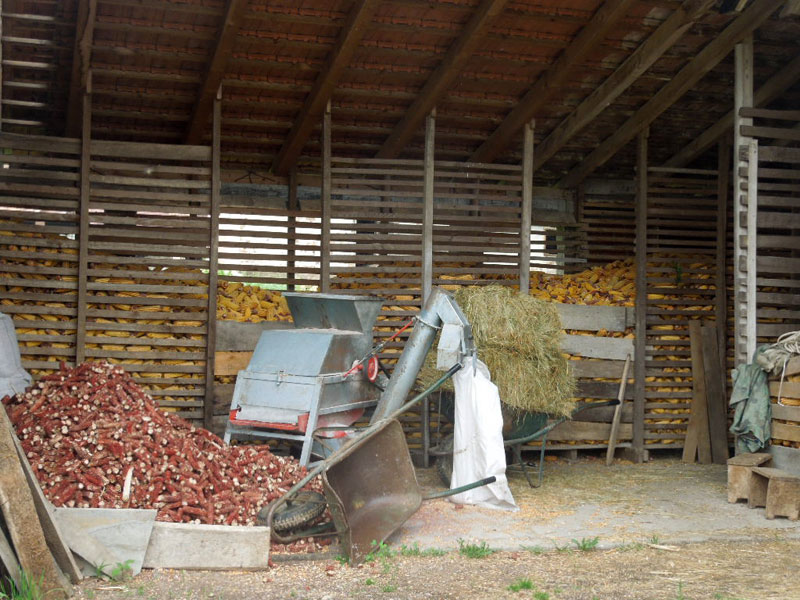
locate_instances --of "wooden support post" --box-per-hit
[633,128,648,462]
[75,74,91,365]
[733,36,753,365]
[204,86,221,431]
[320,101,331,293]
[745,139,758,361]
[287,168,298,291]
[715,139,730,370]
[520,120,534,293]
[422,109,435,303]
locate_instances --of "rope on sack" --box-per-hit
[756,330,800,406]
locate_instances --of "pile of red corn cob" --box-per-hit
[2,362,324,549]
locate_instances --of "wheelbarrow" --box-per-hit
[261,364,496,564]
[432,398,621,489]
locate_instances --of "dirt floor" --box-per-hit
[72,454,800,600]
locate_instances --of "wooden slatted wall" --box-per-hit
[580,179,636,268]
[735,108,800,454]
[548,304,635,450]
[218,197,321,290]
[85,141,214,421]
[738,108,800,343]
[433,161,523,286]
[328,157,425,358]
[0,134,81,375]
[432,161,585,285]
[644,167,723,448]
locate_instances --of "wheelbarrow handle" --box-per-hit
[423,476,497,500]
[265,363,464,544]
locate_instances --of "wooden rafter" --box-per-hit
[781,0,800,17]
[65,0,97,138]
[663,53,800,167]
[184,0,250,145]
[272,0,380,176]
[468,0,636,165]
[375,0,508,159]
[558,0,785,189]
[532,0,715,174]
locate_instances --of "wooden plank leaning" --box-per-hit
[11,433,82,583]
[702,323,730,465]
[683,319,712,464]
[0,407,71,598]
[606,354,632,466]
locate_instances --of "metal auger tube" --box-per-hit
[370,287,474,423]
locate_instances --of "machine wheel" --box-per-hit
[257,491,327,532]
[435,433,454,488]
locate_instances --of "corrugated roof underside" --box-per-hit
[1,0,799,183]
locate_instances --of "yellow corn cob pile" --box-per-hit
[1,222,293,414]
[216,281,291,322]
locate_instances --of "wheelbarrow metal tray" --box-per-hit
[322,418,422,563]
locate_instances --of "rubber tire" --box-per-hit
[257,491,327,533]
[435,433,454,488]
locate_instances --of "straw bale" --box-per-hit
[418,286,576,417]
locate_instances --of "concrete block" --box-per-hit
[142,522,270,570]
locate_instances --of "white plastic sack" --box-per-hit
[449,357,517,511]
[0,311,31,400]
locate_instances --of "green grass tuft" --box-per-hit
[507,578,535,592]
[457,539,495,559]
[572,536,599,552]
[399,543,446,557]
[0,570,45,600]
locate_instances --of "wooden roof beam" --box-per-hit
[780,0,800,17]
[558,0,785,189]
[664,53,800,168]
[65,0,97,138]
[272,0,380,176]
[375,0,509,159]
[531,0,715,174]
[469,0,637,165]
[184,0,250,145]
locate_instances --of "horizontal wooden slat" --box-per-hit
[214,351,252,376]
[561,334,634,361]
[547,420,632,441]
[772,403,800,422]
[556,303,634,332]
[769,381,800,401]
[91,139,211,161]
[771,422,800,443]
[568,359,628,379]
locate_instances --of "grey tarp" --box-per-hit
[729,346,772,454]
[0,312,31,400]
